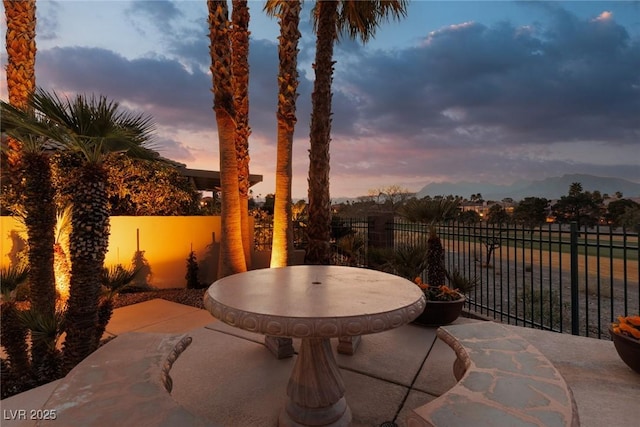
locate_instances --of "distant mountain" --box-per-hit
[416,174,640,201]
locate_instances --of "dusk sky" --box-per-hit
[1,0,639,199]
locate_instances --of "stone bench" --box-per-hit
[36,332,214,427]
[407,323,580,427]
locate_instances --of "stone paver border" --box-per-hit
[35,332,213,427]
[407,322,580,427]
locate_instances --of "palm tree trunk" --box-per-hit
[63,165,110,372]
[22,152,57,373]
[231,0,252,269]
[271,0,301,268]
[306,0,338,265]
[209,0,247,277]
[3,0,36,168]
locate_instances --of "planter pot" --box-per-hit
[413,296,465,326]
[610,325,640,374]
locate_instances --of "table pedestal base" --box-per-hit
[337,336,361,355]
[279,338,352,427]
[266,336,295,359]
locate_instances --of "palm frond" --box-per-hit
[0,101,63,153]
[54,204,73,246]
[336,0,408,43]
[2,88,157,163]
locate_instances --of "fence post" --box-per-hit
[367,214,394,251]
[570,222,579,335]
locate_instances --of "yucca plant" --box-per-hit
[426,226,447,286]
[400,198,461,287]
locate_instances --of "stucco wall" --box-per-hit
[0,216,232,289]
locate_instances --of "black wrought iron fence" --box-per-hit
[333,216,640,339]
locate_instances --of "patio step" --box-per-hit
[407,322,579,427]
[34,332,214,427]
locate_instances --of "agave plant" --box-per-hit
[94,264,141,344]
[17,307,65,384]
[374,243,429,281]
[0,265,32,395]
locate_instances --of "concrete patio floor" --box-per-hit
[1,299,638,426]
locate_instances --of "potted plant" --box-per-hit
[413,277,466,326]
[609,315,640,374]
[369,239,476,326]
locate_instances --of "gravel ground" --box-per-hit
[112,288,207,310]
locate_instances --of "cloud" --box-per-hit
[37,46,213,130]
[125,0,185,37]
[36,0,61,41]
[23,3,640,197]
[153,135,196,164]
[332,9,640,150]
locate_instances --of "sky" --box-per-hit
[1,0,639,200]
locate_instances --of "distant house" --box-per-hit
[177,167,262,193]
[460,201,515,220]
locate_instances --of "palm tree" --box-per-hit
[208,0,247,277]
[2,89,156,373]
[265,0,302,268]
[231,0,253,269]
[306,0,408,264]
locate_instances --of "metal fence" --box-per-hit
[332,216,640,339]
[252,215,639,338]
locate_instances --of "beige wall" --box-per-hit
[1,216,230,289]
[105,216,223,288]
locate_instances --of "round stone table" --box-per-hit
[204,265,426,427]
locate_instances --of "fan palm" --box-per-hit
[265,0,302,267]
[306,0,408,264]
[1,89,156,372]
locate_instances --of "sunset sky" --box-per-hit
[1,0,639,199]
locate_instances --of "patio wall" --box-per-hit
[0,215,256,289]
